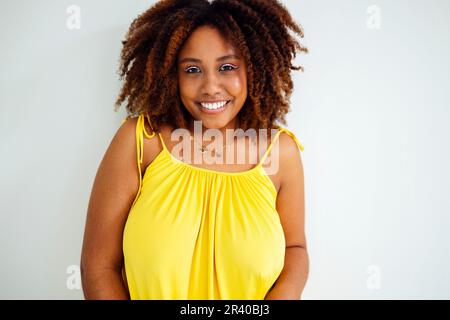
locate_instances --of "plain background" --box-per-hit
[1,0,449,299]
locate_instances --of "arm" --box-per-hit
[265,133,309,300]
[80,118,140,299]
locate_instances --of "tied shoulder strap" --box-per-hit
[279,127,305,151]
[258,126,305,166]
[121,113,156,209]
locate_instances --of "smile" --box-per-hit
[196,100,232,114]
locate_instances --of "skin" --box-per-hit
[264,132,309,299]
[175,26,251,170]
[177,25,247,135]
[80,25,308,300]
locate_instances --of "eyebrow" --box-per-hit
[178,54,241,64]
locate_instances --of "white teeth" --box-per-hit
[200,100,228,110]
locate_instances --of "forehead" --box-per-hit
[178,26,237,62]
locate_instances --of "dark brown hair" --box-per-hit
[114,0,308,132]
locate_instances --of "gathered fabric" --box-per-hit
[121,114,304,299]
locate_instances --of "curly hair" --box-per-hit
[114,0,308,132]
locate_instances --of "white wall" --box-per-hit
[1,0,449,299]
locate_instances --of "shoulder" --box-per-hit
[278,130,303,159]
[119,114,163,141]
[120,114,153,135]
[118,116,138,138]
[277,129,304,185]
[91,118,141,204]
[100,117,144,182]
[119,115,162,172]
[109,116,139,155]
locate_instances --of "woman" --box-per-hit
[81,0,309,300]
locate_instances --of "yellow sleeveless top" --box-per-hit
[121,114,304,300]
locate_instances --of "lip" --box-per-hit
[196,100,232,114]
[198,100,230,103]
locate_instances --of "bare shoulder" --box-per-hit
[273,131,307,254]
[95,115,167,198]
[278,131,303,158]
[137,117,175,171]
[81,118,142,278]
[95,118,141,199]
[278,130,304,185]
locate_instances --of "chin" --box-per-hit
[197,117,230,130]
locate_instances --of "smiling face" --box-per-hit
[177,25,247,131]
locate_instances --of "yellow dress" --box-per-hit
[121,113,304,300]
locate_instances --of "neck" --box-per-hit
[188,117,240,139]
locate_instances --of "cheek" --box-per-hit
[178,78,200,104]
[227,75,247,97]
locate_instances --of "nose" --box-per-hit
[201,70,222,96]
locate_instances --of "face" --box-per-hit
[177,25,247,131]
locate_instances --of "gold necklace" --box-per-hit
[187,120,243,157]
[189,135,237,157]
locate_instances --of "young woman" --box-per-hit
[81,0,309,300]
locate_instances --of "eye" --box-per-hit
[184,64,238,74]
[184,66,200,74]
[220,64,237,72]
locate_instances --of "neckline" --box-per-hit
[148,120,285,176]
[160,141,264,176]
[143,146,278,197]
[143,133,279,196]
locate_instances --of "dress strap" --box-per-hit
[142,113,156,139]
[258,126,305,166]
[120,113,157,209]
[139,113,168,151]
[120,113,156,138]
